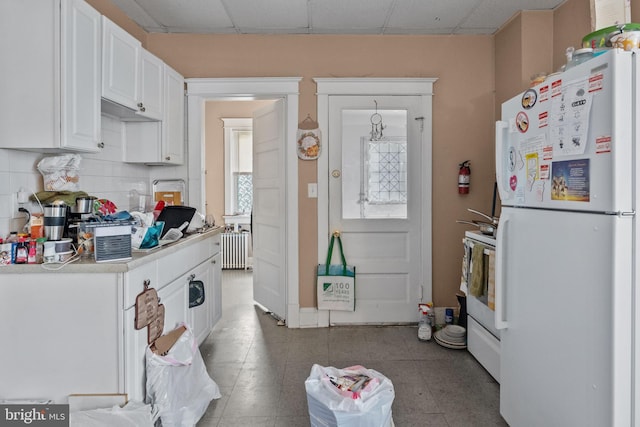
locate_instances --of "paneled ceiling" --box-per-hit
[110,0,566,35]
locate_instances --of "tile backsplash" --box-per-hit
[0,115,155,237]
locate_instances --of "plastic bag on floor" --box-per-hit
[69,401,154,427]
[145,324,221,427]
[305,364,395,427]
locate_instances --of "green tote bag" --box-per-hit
[317,233,356,311]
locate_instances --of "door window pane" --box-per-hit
[342,109,408,219]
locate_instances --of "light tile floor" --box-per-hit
[198,270,508,427]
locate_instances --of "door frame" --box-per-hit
[314,78,437,327]
[186,77,302,327]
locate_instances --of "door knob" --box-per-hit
[332,169,341,178]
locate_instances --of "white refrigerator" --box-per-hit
[495,49,638,426]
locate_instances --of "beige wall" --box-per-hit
[90,0,636,310]
[146,34,496,308]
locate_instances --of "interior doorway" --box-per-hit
[186,78,302,327]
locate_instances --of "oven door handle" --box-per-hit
[495,213,509,330]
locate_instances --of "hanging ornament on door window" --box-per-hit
[369,100,385,141]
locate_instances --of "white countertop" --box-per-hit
[0,226,222,275]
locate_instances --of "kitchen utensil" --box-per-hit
[467,208,499,226]
[456,220,496,236]
[71,196,96,214]
[162,221,189,242]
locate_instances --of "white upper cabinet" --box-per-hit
[101,16,164,121]
[139,50,165,121]
[101,16,140,111]
[162,65,185,165]
[0,0,102,152]
[123,64,184,165]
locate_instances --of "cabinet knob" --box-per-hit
[212,260,216,264]
[137,102,144,108]
[97,142,105,149]
[165,156,171,161]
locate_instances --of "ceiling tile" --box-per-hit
[110,0,570,35]
[387,0,482,29]
[462,0,566,29]
[310,0,394,30]
[222,0,308,30]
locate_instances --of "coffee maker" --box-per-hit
[67,197,97,241]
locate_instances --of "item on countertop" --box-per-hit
[155,206,196,238]
[0,242,11,265]
[31,190,89,206]
[94,199,118,216]
[29,213,44,239]
[14,238,28,264]
[37,154,81,191]
[27,241,36,264]
[71,196,97,214]
[44,203,68,241]
[152,200,165,221]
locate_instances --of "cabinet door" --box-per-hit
[102,15,140,110]
[158,275,189,335]
[210,252,222,328]
[61,0,102,152]
[123,306,150,402]
[162,65,185,165]
[139,49,164,121]
[188,258,214,345]
[0,0,101,152]
[123,276,188,402]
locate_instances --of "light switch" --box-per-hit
[308,183,318,198]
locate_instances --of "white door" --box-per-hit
[252,99,287,321]
[328,95,426,323]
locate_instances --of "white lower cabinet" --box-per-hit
[123,273,188,402]
[189,252,221,345]
[0,232,221,404]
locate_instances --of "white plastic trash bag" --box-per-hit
[145,324,221,427]
[37,154,82,191]
[305,364,395,427]
[69,401,154,427]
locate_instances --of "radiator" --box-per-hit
[221,232,250,269]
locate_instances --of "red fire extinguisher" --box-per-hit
[458,160,471,194]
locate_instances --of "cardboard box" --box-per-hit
[590,0,631,31]
[151,325,187,355]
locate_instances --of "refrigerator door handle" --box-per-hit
[495,213,509,330]
[495,120,510,202]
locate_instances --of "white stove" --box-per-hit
[463,230,500,382]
